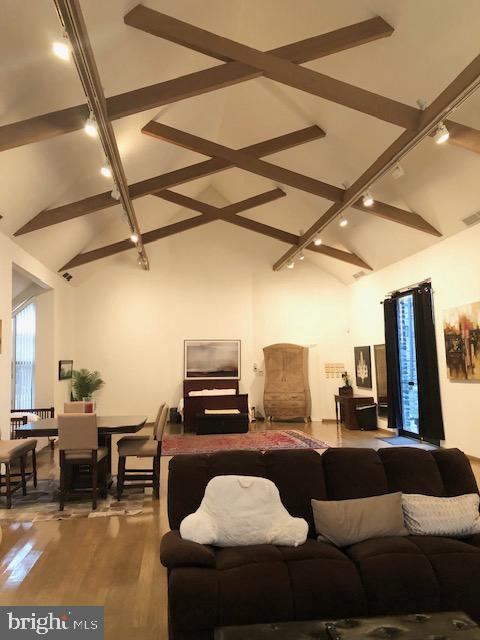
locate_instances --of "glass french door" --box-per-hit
[396,293,420,437]
[11,301,36,409]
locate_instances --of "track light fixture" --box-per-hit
[362,191,374,207]
[130,232,139,243]
[52,38,70,61]
[313,235,322,246]
[339,216,348,228]
[434,121,450,144]
[298,252,305,261]
[84,113,98,137]
[110,186,120,200]
[286,260,295,269]
[100,160,112,178]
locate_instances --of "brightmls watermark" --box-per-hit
[0,607,103,638]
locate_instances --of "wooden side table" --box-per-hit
[335,394,375,430]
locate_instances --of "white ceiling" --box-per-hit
[1,0,480,284]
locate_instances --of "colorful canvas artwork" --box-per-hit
[444,301,480,381]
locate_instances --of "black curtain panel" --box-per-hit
[383,298,402,430]
[412,284,445,440]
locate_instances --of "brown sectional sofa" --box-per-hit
[161,447,480,640]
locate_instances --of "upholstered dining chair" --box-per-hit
[116,403,168,501]
[57,413,107,511]
[0,438,37,508]
[64,401,86,413]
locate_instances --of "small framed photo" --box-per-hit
[58,360,73,380]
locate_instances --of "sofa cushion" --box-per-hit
[432,449,479,496]
[322,448,389,500]
[278,540,368,620]
[409,536,480,621]
[215,540,366,625]
[265,449,326,537]
[378,447,445,495]
[345,537,441,615]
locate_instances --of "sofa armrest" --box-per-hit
[161,530,215,569]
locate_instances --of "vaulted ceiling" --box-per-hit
[1,0,480,285]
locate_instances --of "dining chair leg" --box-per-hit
[153,454,160,500]
[91,452,98,511]
[32,449,37,488]
[20,454,27,496]
[117,456,126,501]
[49,438,55,451]
[59,452,65,511]
[5,463,12,509]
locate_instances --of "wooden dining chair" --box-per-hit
[0,439,37,508]
[64,401,86,413]
[11,407,55,449]
[57,413,107,511]
[10,415,27,440]
[116,403,168,501]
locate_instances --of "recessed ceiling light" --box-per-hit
[313,235,322,246]
[286,260,295,269]
[100,161,112,178]
[130,232,139,243]
[84,114,98,137]
[52,39,70,61]
[339,216,348,228]
[434,121,449,144]
[362,191,374,207]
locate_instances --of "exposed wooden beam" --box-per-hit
[125,6,416,129]
[15,126,323,235]
[0,17,389,152]
[142,120,440,236]
[273,53,480,270]
[60,188,370,271]
[55,0,149,269]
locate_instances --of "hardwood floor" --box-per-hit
[0,420,478,640]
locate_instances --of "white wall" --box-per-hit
[73,224,350,422]
[0,231,74,438]
[348,222,480,456]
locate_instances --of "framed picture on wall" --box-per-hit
[443,300,480,380]
[58,360,73,380]
[184,340,241,379]
[354,346,372,388]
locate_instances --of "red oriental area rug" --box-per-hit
[161,429,330,456]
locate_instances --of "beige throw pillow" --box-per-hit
[402,493,480,537]
[311,492,408,547]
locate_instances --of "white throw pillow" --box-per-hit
[180,475,308,547]
[402,493,480,537]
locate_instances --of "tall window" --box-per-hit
[396,294,419,435]
[384,283,444,443]
[11,301,36,409]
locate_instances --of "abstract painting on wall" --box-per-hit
[184,340,241,379]
[354,346,372,388]
[443,301,480,381]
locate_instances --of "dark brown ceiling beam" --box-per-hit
[125,5,416,129]
[273,52,480,270]
[15,125,322,235]
[0,17,389,153]
[142,120,440,237]
[60,189,370,271]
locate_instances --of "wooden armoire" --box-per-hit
[263,343,311,421]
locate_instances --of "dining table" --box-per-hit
[15,415,148,491]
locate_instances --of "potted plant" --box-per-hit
[71,369,105,411]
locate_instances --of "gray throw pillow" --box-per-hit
[311,492,408,547]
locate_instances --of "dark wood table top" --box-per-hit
[15,415,147,437]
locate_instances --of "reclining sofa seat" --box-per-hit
[161,447,480,640]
